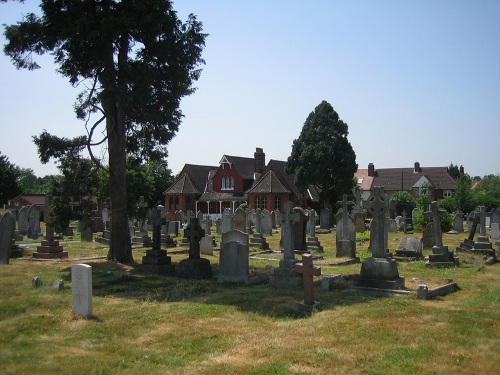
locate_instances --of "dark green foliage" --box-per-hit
[472,175,500,210]
[15,168,52,194]
[453,173,475,214]
[447,162,461,179]
[413,210,453,232]
[0,152,21,205]
[285,100,357,209]
[4,0,206,263]
[390,191,416,216]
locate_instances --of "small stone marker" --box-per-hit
[295,253,321,312]
[71,264,92,318]
[32,276,42,288]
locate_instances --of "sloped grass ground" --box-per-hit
[0,229,498,374]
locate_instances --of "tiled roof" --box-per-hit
[355,169,374,191]
[198,192,247,202]
[365,166,456,191]
[246,169,291,194]
[164,164,217,194]
[223,155,255,180]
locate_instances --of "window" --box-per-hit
[222,176,234,190]
[261,197,267,210]
[443,190,452,198]
[255,197,260,209]
[169,197,174,210]
[274,197,281,211]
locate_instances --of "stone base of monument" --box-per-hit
[354,257,405,290]
[96,230,111,245]
[132,233,151,247]
[269,259,303,287]
[33,240,68,259]
[456,238,474,253]
[336,239,355,258]
[177,258,213,279]
[306,237,323,252]
[425,245,459,267]
[249,233,269,250]
[297,300,320,313]
[471,236,497,258]
[141,250,175,275]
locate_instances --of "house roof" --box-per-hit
[11,194,46,206]
[246,169,291,194]
[164,164,217,194]
[359,165,456,192]
[354,169,374,191]
[221,155,255,180]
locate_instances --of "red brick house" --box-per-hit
[355,162,456,200]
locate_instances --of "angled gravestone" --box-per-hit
[395,237,423,259]
[0,212,15,264]
[452,212,464,233]
[320,208,331,230]
[222,229,249,246]
[177,218,212,279]
[71,264,92,318]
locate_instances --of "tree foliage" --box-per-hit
[0,152,21,205]
[4,0,206,262]
[472,175,500,210]
[15,168,52,194]
[447,162,461,180]
[390,191,416,216]
[285,100,357,209]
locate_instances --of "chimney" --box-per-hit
[254,147,265,174]
[368,163,375,177]
[414,162,421,173]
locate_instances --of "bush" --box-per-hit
[413,209,453,233]
[390,191,416,216]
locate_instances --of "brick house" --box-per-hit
[355,162,456,200]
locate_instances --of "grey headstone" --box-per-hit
[452,213,464,233]
[0,212,15,264]
[388,218,397,232]
[52,279,65,291]
[200,235,214,255]
[218,241,249,283]
[27,205,41,239]
[395,237,423,258]
[490,222,499,241]
[221,208,234,234]
[18,206,28,235]
[71,264,92,318]
[261,209,272,235]
[320,208,331,230]
[222,229,249,246]
[234,208,247,232]
[354,212,366,233]
[292,207,307,251]
[422,222,435,248]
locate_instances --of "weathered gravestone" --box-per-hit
[221,208,234,234]
[335,195,356,258]
[233,207,247,232]
[27,205,41,239]
[177,218,212,279]
[219,230,249,284]
[270,201,303,287]
[356,187,405,289]
[142,207,174,275]
[200,235,214,255]
[292,207,307,252]
[452,212,464,233]
[250,209,269,250]
[101,206,110,230]
[354,211,366,233]
[395,236,423,259]
[273,209,282,228]
[295,253,321,313]
[71,264,92,318]
[473,206,491,237]
[34,196,68,259]
[306,209,323,252]
[261,209,273,235]
[0,212,15,264]
[424,201,459,267]
[18,206,28,235]
[320,208,331,230]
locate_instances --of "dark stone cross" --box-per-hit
[149,207,166,251]
[363,187,390,258]
[295,253,321,307]
[424,201,447,248]
[184,218,205,259]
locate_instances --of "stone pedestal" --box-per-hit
[456,238,474,253]
[425,245,459,267]
[132,232,151,247]
[471,236,497,258]
[354,257,405,290]
[269,258,303,287]
[33,240,68,259]
[96,230,111,245]
[141,249,175,275]
[306,237,323,252]
[249,233,269,250]
[177,258,213,280]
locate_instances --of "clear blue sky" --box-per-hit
[1,0,499,179]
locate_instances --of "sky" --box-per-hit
[1,0,499,179]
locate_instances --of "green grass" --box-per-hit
[0,227,498,374]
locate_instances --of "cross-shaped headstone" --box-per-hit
[337,194,353,240]
[281,201,301,260]
[149,207,166,251]
[295,253,321,306]
[184,218,205,259]
[352,188,363,213]
[363,187,390,257]
[472,206,491,236]
[424,201,448,248]
[136,196,149,232]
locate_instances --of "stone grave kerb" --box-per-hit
[184,218,205,259]
[424,201,447,248]
[295,253,321,312]
[363,187,390,258]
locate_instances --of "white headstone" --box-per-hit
[71,264,92,318]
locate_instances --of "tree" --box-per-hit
[390,191,416,216]
[447,163,461,180]
[0,152,21,205]
[4,1,206,262]
[16,167,52,194]
[453,173,475,214]
[285,100,357,210]
[472,175,500,210]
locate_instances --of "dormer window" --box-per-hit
[221,176,234,190]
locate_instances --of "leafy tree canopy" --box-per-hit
[0,152,22,205]
[447,162,462,179]
[4,0,206,263]
[16,167,52,194]
[285,100,357,209]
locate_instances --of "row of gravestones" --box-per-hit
[8,205,42,239]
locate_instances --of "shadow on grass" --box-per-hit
[59,259,387,320]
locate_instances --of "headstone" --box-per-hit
[234,207,247,232]
[273,209,282,228]
[222,229,249,246]
[422,222,435,248]
[491,222,500,242]
[218,241,249,283]
[33,196,68,259]
[167,221,179,236]
[354,212,366,233]
[71,264,92,318]
[32,276,42,287]
[174,210,183,224]
[200,218,211,236]
[292,207,307,252]
[177,218,212,279]
[200,235,214,255]
[306,209,323,252]
[142,207,175,274]
[53,279,65,291]
[395,237,423,259]
[472,206,491,237]
[0,212,15,264]
[254,208,262,233]
[295,253,321,312]
[335,195,356,258]
[351,188,363,214]
[18,206,28,235]
[261,209,272,235]
[320,208,331,230]
[271,210,277,228]
[221,208,234,234]
[357,187,405,290]
[27,205,41,239]
[101,206,110,230]
[490,208,500,225]
[452,212,464,233]
[387,218,397,232]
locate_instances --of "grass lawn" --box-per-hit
[0,225,498,374]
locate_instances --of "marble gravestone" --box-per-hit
[71,264,92,318]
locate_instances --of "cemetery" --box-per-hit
[0,196,499,374]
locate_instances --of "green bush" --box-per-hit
[413,210,453,232]
[390,191,416,216]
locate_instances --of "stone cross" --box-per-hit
[472,206,491,236]
[337,194,353,240]
[424,201,447,248]
[184,218,205,259]
[149,207,166,251]
[295,253,321,306]
[281,201,301,260]
[352,188,363,214]
[136,196,149,232]
[363,187,390,258]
